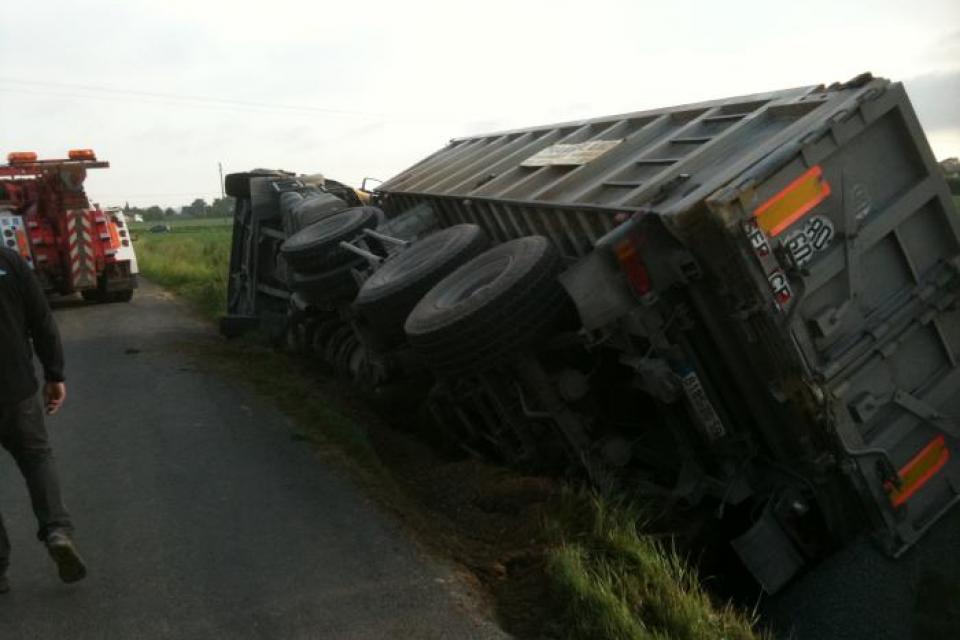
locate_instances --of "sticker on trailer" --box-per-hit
[521,140,623,167]
[768,268,793,309]
[742,219,771,258]
[850,183,872,221]
[680,370,726,441]
[783,215,835,267]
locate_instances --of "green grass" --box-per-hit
[141,228,761,640]
[543,491,760,640]
[134,227,232,319]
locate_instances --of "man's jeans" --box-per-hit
[0,394,73,573]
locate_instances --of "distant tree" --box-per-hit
[940,157,959,176]
[143,206,165,221]
[184,198,210,217]
[164,207,177,217]
[209,197,235,218]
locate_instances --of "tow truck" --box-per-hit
[0,150,137,302]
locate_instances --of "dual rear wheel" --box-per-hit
[280,205,570,378]
[354,227,568,377]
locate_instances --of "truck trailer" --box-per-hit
[222,73,960,593]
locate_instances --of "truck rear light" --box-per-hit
[614,234,653,298]
[68,149,96,161]
[107,221,121,248]
[885,435,949,507]
[7,151,38,164]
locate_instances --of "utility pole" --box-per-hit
[218,162,225,199]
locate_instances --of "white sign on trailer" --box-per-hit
[521,140,622,167]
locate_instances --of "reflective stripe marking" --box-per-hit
[66,210,97,289]
[753,165,831,237]
[886,435,950,507]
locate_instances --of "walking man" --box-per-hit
[0,246,86,593]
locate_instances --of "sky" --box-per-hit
[1,0,958,208]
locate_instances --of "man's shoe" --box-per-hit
[0,574,9,594]
[45,531,87,584]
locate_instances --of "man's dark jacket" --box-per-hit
[0,247,65,403]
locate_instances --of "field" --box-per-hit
[132,217,233,319]
[129,216,234,232]
[132,217,761,639]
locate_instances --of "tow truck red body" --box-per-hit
[0,150,137,302]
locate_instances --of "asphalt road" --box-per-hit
[0,282,507,640]
[761,505,960,639]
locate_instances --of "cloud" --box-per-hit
[903,70,960,132]
[924,29,960,69]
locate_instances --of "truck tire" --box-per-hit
[288,261,363,306]
[282,191,347,236]
[225,170,286,199]
[404,235,567,377]
[354,224,489,345]
[280,206,381,274]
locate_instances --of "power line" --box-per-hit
[0,76,386,118]
[0,85,380,119]
[0,77,476,125]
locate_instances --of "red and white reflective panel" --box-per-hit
[66,210,97,289]
[885,435,951,508]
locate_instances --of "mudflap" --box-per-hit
[731,505,806,593]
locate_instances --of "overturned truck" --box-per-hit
[222,74,960,592]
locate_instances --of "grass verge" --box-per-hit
[134,228,231,320]
[139,230,762,640]
[543,491,759,640]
